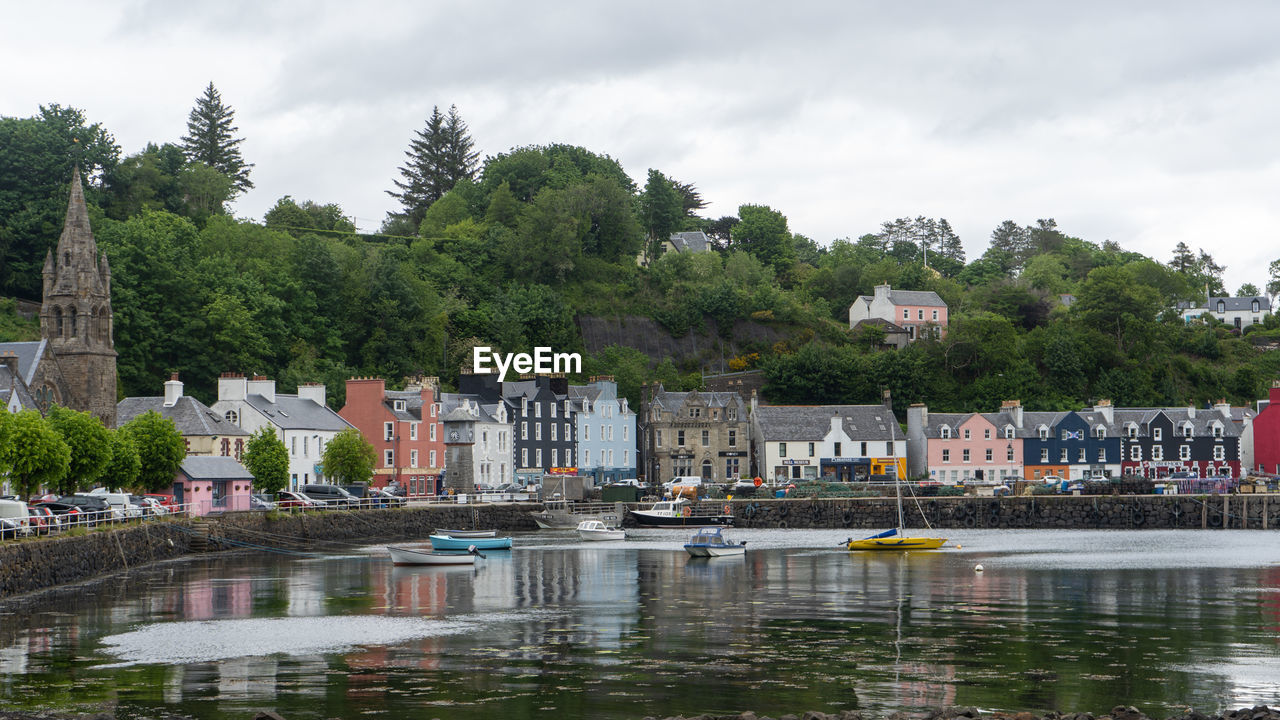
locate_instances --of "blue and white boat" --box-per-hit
[429,534,513,551]
[683,527,746,557]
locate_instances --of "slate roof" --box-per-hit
[669,231,711,253]
[754,405,899,441]
[117,396,249,435]
[852,317,909,334]
[0,340,48,386]
[382,389,423,422]
[1109,407,1241,437]
[0,365,37,411]
[440,393,504,425]
[651,387,746,414]
[243,393,351,431]
[1181,296,1271,313]
[178,455,253,481]
[918,412,977,439]
[854,289,947,308]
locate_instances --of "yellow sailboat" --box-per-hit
[847,419,947,551]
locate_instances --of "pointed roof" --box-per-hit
[59,167,99,258]
[47,167,108,299]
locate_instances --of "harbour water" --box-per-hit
[2,529,1279,719]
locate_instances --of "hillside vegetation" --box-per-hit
[3,101,1280,413]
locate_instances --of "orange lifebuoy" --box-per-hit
[723,504,731,515]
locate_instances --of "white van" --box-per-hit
[88,489,141,519]
[0,499,31,537]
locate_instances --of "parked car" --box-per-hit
[276,491,320,509]
[250,493,278,510]
[300,484,360,508]
[0,517,26,540]
[0,499,32,538]
[87,489,142,519]
[26,506,54,535]
[373,488,407,507]
[55,495,114,524]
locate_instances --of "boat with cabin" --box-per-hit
[576,520,625,541]
[530,500,625,529]
[683,527,746,557]
[629,498,735,528]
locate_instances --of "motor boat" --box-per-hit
[576,520,625,541]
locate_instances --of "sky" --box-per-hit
[4,1,1279,293]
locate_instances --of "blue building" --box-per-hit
[570,376,637,486]
[1021,406,1122,481]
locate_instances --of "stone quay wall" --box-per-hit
[704,493,1280,531]
[0,521,193,599]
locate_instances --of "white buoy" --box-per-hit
[974,564,984,572]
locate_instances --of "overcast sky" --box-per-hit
[5,1,1279,293]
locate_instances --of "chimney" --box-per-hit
[163,372,183,407]
[548,375,569,396]
[874,284,891,303]
[1270,380,1280,406]
[1214,398,1232,419]
[909,402,928,427]
[882,388,893,413]
[1001,399,1023,428]
[218,372,247,402]
[1188,404,1196,419]
[297,382,326,407]
[1093,398,1114,424]
[247,375,276,404]
[0,351,18,375]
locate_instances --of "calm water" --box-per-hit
[2,529,1280,719]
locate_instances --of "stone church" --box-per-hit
[0,168,117,426]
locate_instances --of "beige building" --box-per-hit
[117,374,250,457]
[642,385,750,483]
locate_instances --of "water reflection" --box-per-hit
[1,531,1279,718]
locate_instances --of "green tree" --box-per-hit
[0,104,120,298]
[242,426,289,494]
[46,406,111,495]
[121,411,186,492]
[1075,265,1162,355]
[321,428,376,485]
[1268,258,1280,299]
[1238,283,1261,297]
[101,429,141,492]
[181,82,253,196]
[640,169,683,264]
[732,204,795,273]
[389,104,479,225]
[1,410,70,497]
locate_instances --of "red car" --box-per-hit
[145,493,178,510]
[27,506,59,534]
[276,491,320,509]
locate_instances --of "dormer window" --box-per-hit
[1183,423,1193,439]
[1004,426,1014,439]
[1095,426,1106,439]
[393,400,406,412]
[1126,424,1137,439]
[1217,300,1226,313]
[1253,300,1260,313]
[940,426,951,439]
[1039,426,1049,440]
[1213,423,1223,438]
[1153,427,1162,441]
[690,408,702,418]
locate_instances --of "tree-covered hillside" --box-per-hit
[3,100,1280,413]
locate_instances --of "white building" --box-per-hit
[439,393,513,490]
[210,374,353,490]
[751,400,907,483]
[1180,295,1272,330]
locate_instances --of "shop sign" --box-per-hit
[719,451,747,457]
[782,459,810,466]
[822,457,870,464]
[671,453,695,459]
[548,467,579,475]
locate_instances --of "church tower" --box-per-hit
[40,168,117,426]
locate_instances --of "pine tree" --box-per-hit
[389,104,479,226]
[180,82,253,196]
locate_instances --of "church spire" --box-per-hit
[56,166,100,267]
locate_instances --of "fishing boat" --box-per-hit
[433,528,497,538]
[629,498,735,528]
[846,421,947,552]
[429,534,513,551]
[576,520,625,541]
[683,527,746,557]
[387,546,483,566]
[530,500,624,529]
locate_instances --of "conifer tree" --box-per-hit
[180,82,254,196]
[389,104,479,226]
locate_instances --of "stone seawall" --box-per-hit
[707,494,1279,530]
[0,521,193,599]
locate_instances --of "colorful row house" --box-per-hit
[908,399,1245,483]
[1253,382,1280,475]
[339,376,446,496]
[752,398,906,482]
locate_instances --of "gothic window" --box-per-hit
[221,438,231,456]
[69,307,77,338]
[53,306,63,337]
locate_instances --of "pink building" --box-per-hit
[848,284,948,343]
[173,456,254,516]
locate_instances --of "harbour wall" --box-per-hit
[3,496,1275,601]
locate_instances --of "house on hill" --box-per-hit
[848,284,947,342]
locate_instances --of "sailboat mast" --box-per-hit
[892,416,904,531]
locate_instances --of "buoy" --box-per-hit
[956,544,962,549]
[974,564,984,572]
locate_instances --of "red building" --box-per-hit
[1253,382,1280,476]
[339,376,445,496]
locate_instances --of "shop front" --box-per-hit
[719,451,748,481]
[774,458,817,482]
[820,457,872,482]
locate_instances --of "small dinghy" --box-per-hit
[387,545,485,566]
[429,534,513,551]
